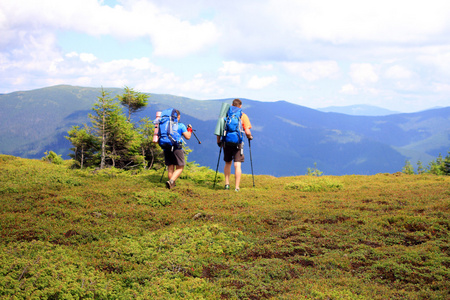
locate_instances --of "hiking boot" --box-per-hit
[166,180,175,189]
[224,184,230,190]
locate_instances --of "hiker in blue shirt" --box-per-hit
[162,110,192,189]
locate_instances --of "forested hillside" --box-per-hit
[1,85,449,175]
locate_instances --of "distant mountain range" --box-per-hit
[1,85,449,176]
[317,104,400,116]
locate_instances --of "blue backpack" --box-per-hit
[158,108,182,150]
[223,106,243,146]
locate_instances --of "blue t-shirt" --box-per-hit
[178,123,187,136]
[162,123,187,152]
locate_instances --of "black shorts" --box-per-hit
[164,148,185,166]
[223,143,244,163]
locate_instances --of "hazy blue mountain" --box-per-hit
[317,104,400,116]
[1,85,449,176]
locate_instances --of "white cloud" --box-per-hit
[247,75,277,89]
[350,63,379,85]
[417,47,450,76]
[148,14,218,58]
[100,57,160,73]
[79,53,98,63]
[340,84,358,95]
[219,61,251,74]
[212,0,450,64]
[0,29,64,86]
[180,74,223,95]
[265,0,450,44]
[366,87,380,95]
[1,0,450,112]
[432,82,450,92]
[137,72,179,91]
[218,75,241,85]
[282,61,339,81]
[0,0,218,58]
[385,65,413,79]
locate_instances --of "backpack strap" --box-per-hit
[170,109,178,121]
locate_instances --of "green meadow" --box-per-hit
[1,155,449,299]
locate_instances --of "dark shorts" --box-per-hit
[164,148,185,166]
[223,143,244,163]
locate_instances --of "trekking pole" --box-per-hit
[192,130,201,144]
[213,144,223,188]
[248,138,255,187]
[159,165,167,183]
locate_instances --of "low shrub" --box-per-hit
[181,162,224,184]
[1,155,449,299]
[41,151,64,165]
[285,177,343,192]
[132,190,179,207]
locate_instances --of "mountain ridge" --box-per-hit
[1,85,449,176]
[317,104,400,116]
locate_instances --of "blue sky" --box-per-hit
[1,0,450,112]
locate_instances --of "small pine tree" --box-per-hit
[89,88,119,169]
[104,106,141,168]
[416,160,425,175]
[66,125,97,169]
[443,151,450,175]
[42,151,63,165]
[427,154,445,175]
[402,160,415,175]
[136,117,164,169]
[307,162,323,176]
[117,86,149,122]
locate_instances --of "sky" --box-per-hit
[1,0,450,112]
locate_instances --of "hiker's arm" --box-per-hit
[183,131,192,140]
[245,128,253,140]
[183,124,192,140]
[241,113,253,140]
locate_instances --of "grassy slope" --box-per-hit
[0,155,449,299]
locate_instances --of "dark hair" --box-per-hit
[176,109,180,117]
[232,99,242,107]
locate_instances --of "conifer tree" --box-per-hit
[427,154,445,175]
[117,86,149,122]
[104,106,141,168]
[402,160,415,174]
[67,87,163,170]
[89,89,118,169]
[66,125,97,169]
[136,117,163,169]
[416,160,425,174]
[443,151,450,175]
